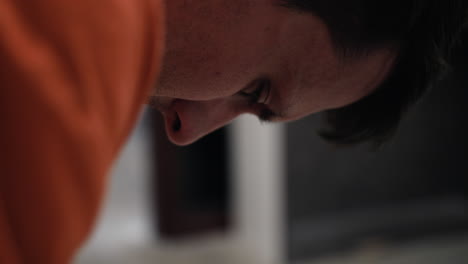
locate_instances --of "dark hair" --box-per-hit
[282,0,468,146]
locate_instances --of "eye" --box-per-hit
[239,79,271,105]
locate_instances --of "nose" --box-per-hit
[161,98,247,145]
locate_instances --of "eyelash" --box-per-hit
[239,79,272,105]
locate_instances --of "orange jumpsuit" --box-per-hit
[0,1,165,263]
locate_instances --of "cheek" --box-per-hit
[157,39,248,100]
[162,37,277,100]
[158,1,283,100]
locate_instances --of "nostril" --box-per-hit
[173,112,181,131]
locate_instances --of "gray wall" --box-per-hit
[287,40,468,259]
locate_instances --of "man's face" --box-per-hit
[152,0,396,146]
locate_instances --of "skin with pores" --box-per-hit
[152,0,396,146]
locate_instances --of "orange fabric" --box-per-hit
[0,0,165,263]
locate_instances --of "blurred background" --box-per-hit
[75,34,468,264]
